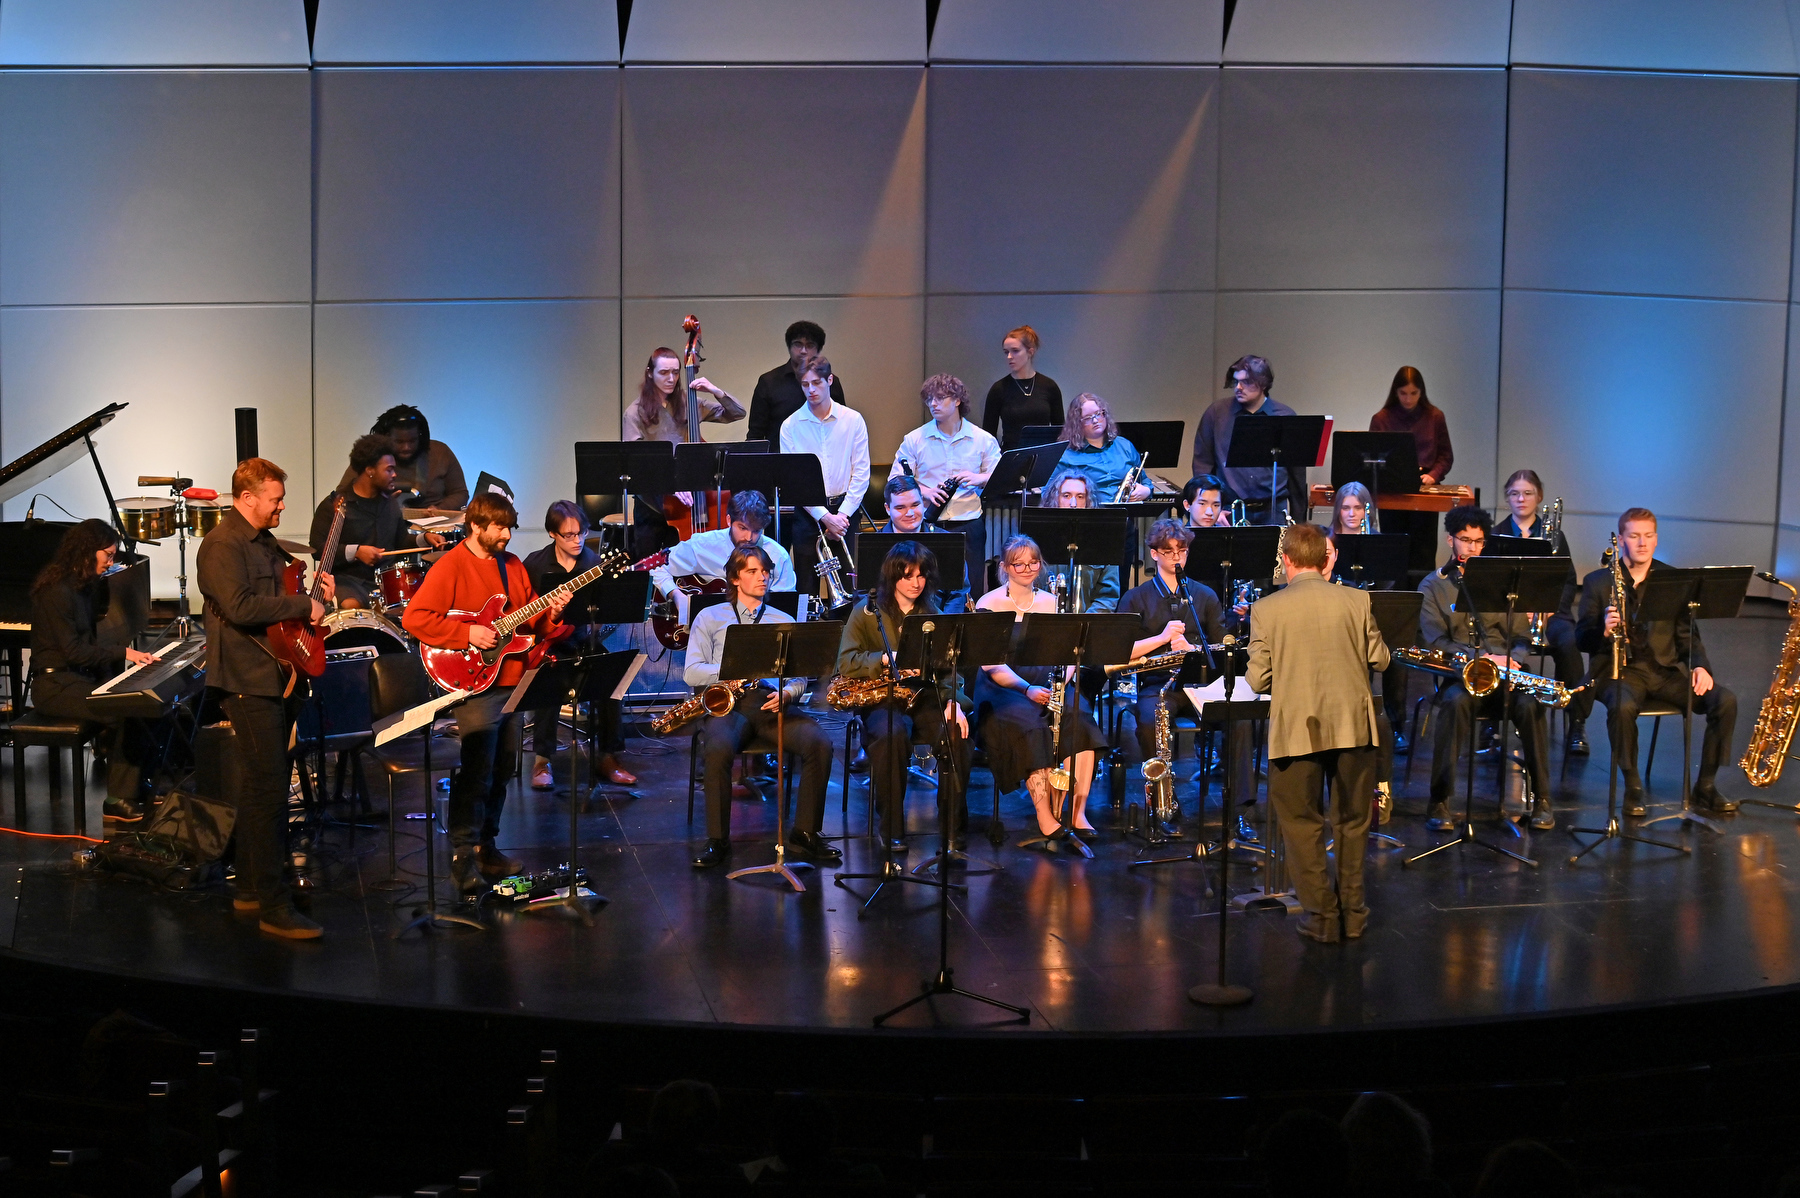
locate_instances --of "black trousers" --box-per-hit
[866,699,970,840]
[1545,614,1595,723]
[790,498,860,600]
[1429,682,1552,803]
[33,671,151,802]
[450,686,519,850]
[699,697,831,841]
[220,693,297,909]
[1598,663,1737,787]
[1269,745,1376,922]
[532,697,625,760]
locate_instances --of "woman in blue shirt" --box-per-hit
[1056,392,1152,503]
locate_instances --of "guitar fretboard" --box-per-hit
[492,550,624,638]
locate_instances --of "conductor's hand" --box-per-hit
[1603,604,1621,634]
[761,687,783,712]
[1693,667,1715,697]
[821,512,850,537]
[467,624,498,650]
[545,588,572,618]
[946,700,968,739]
[354,545,381,566]
[124,647,157,666]
[1026,684,1051,706]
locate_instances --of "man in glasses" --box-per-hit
[1190,354,1304,525]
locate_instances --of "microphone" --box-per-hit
[1221,634,1236,647]
[921,621,936,634]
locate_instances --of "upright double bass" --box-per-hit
[659,315,731,539]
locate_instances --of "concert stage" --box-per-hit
[4,603,1800,1086]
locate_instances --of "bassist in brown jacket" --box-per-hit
[196,458,332,940]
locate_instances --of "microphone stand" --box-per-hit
[1188,634,1252,1006]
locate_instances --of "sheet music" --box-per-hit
[1184,681,1269,710]
[93,636,202,695]
[373,688,469,746]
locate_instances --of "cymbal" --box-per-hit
[276,538,312,556]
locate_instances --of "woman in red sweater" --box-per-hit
[1368,365,1453,583]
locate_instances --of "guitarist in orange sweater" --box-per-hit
[403,492,571,895]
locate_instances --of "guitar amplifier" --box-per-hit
[296,646,379,743]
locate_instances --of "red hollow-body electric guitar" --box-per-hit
[419,550,626,694]
[270,495,346,682]
[630,547,727,650]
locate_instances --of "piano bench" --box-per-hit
[8,713,99,836]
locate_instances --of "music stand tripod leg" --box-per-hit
[728,672,814,893]
[526,662,609,923]
[834,698,955,914]
[395,718,482,936]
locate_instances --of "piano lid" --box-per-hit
[0,403,127,510]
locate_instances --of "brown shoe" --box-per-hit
[1343,908,1369,940]
[1296,912,1340,943]
[475,843,522,880]
[257,905,323,940]
[232,895,260,913]
[599,753,638,786]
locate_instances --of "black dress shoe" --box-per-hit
[1567,720,1590,755]
[1530,798,1556,831]
[884,837,908,856]
[848,747,869,775]
[787,830,842,864]
[1392,731,1408,753]
[1426,802,1454,832]
[102,797,145,824]
[1623,784,1647,817]
[691,838,731,868]
[450,849,489,895]
[1693,783,1738,815]
[1073,827,1098,842]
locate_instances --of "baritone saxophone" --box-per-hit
[1741,573,1800,787]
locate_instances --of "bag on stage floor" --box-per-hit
[93,792,235,891]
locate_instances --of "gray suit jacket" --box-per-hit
[1247,572,1392,759]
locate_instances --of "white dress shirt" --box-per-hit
[780,398,871,520]
[650,528,796,628]
[888,418,1001,523]
[682,597,803,704]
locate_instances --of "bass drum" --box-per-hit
[321,607,409,655]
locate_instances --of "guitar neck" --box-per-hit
[495,563,604,638]
[312,499,348,601]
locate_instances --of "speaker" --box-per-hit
[295,646,378,743]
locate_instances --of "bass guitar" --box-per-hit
[270,494,345,681]
[631,547,727,651]
[419,549,627,694]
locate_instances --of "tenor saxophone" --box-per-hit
[1741,575,1800,786]
[1142,686,1176,822]
[650,679,747,734]
[824,669,924,710]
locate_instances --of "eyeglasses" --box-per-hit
[554,529,584,541]
[1453,535,1486,548]
[1081,412,1107,424]
[1504,490,1537,501]
[1004,558,1040,570]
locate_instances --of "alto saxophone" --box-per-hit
[824,669,924,710]
[1142,685,1176,822]
[650,679,747,734]
[1741,574,1800,786]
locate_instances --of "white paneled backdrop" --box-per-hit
[2,0,1799,585]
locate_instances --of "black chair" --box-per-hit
[1565,697,1682,783]
[686,724,797,826]
[8,710,98,836]
[357,654,456,890]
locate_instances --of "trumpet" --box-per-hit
[1112,450,1150,503]
[1390,646,1579,708]
[815,526,857,609]
[651,679,748,734]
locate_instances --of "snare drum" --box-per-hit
[185,499,227,536]
[375,559,426,612]
[320,607,409,655]
[117,497,177,542]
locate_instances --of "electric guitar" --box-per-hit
[269,494,344,681]
[630,547,728,651]
[419,549,627,694]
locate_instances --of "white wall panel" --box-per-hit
[316,69,618,302]
[1225,0,1510,66]
[622,68,923,298]
[1218,69,1506,290]
[1510,0,1800,74]
[1506,70,1796,302]
[313,0,618,64]
[1214,290,1501,497]
[927,68,1217,295]
[930,0,1222,64]
[1564,513,1772,576]
[1778,526,1800,580]
[924,291,1214,439]
[1783,304,1800,528]
[0,0,307,66]
[624,0,923,63]
[0,71,310,306]
[1499,290,1784,528]
[0,305,313,595]
[621,297,925,462]
[314,301,620,551]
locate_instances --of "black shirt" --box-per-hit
[747,360,847,445]
[196,507,313,698]
[522,542,603,655]
[980,374,1064,448]
[30,578,123,680]
[1119,575,1225,687]
[1575,558,1710,672]
[309,490,411,587]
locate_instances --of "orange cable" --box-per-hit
[0,825,103,844]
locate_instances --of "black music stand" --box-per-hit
[1187,634,1255,1007]
[870,611,1029,1027]
[1116,421,1186,471]
[1369,591,1425,851]
[1017,424,1064,452]
[1185,525,1282,602]
[575,442,676,557]
[1010,613,1142,860]
[1330,432,1420,527]
[1639,566,1753,836]
[986,442,1067,502]
[1331,534,1412,588]
[674,440,768,536]
[856,532,966,598]
[1020,507,1132,601]
[724,453,825,545]
[559,573,651,799]
[389,689,483,936]
[1487,534,1556,558]
[1226,414,1327,525]
[717,620,845,892]
[472,471,515,504]
[503,653,638,923]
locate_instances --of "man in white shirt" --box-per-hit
[780,353,870,600]
[889,374,1001,595]
[684,544,837,870]
[650,490,796,630]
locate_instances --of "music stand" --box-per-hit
[1639,566,1753,836]
[1368,591,1424,851]
[1487,534,1556,558]
[1017,425,1064,452]
[1020,507,1132,594]
[1185,525,1282,601]
[574,442,676,557]
[856,532,966,599]
[559,574,651,798]
[1226,415,1327,525]
[985,443,1067,504]
[1010,613,1143,860]
[390,689,482,937]
[724,453,826,545]
[1116,421,1186,470]
[472,471,515,503]
[1186,634,1256,1008]
[870,611,1029,1027]
[716,620,845,892]
[674,440,768,536]
[1331,534,1412,588]
[1330,432,1420,528]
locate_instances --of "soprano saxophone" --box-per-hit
[1741,573,1800,786]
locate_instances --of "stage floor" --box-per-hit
[5,606,1800,1038]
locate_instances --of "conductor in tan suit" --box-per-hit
[1247,523,1391,943]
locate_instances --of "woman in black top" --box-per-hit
[30,519,158,822]
[981,325,1064,448]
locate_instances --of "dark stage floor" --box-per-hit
[5,604,1800,1039]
